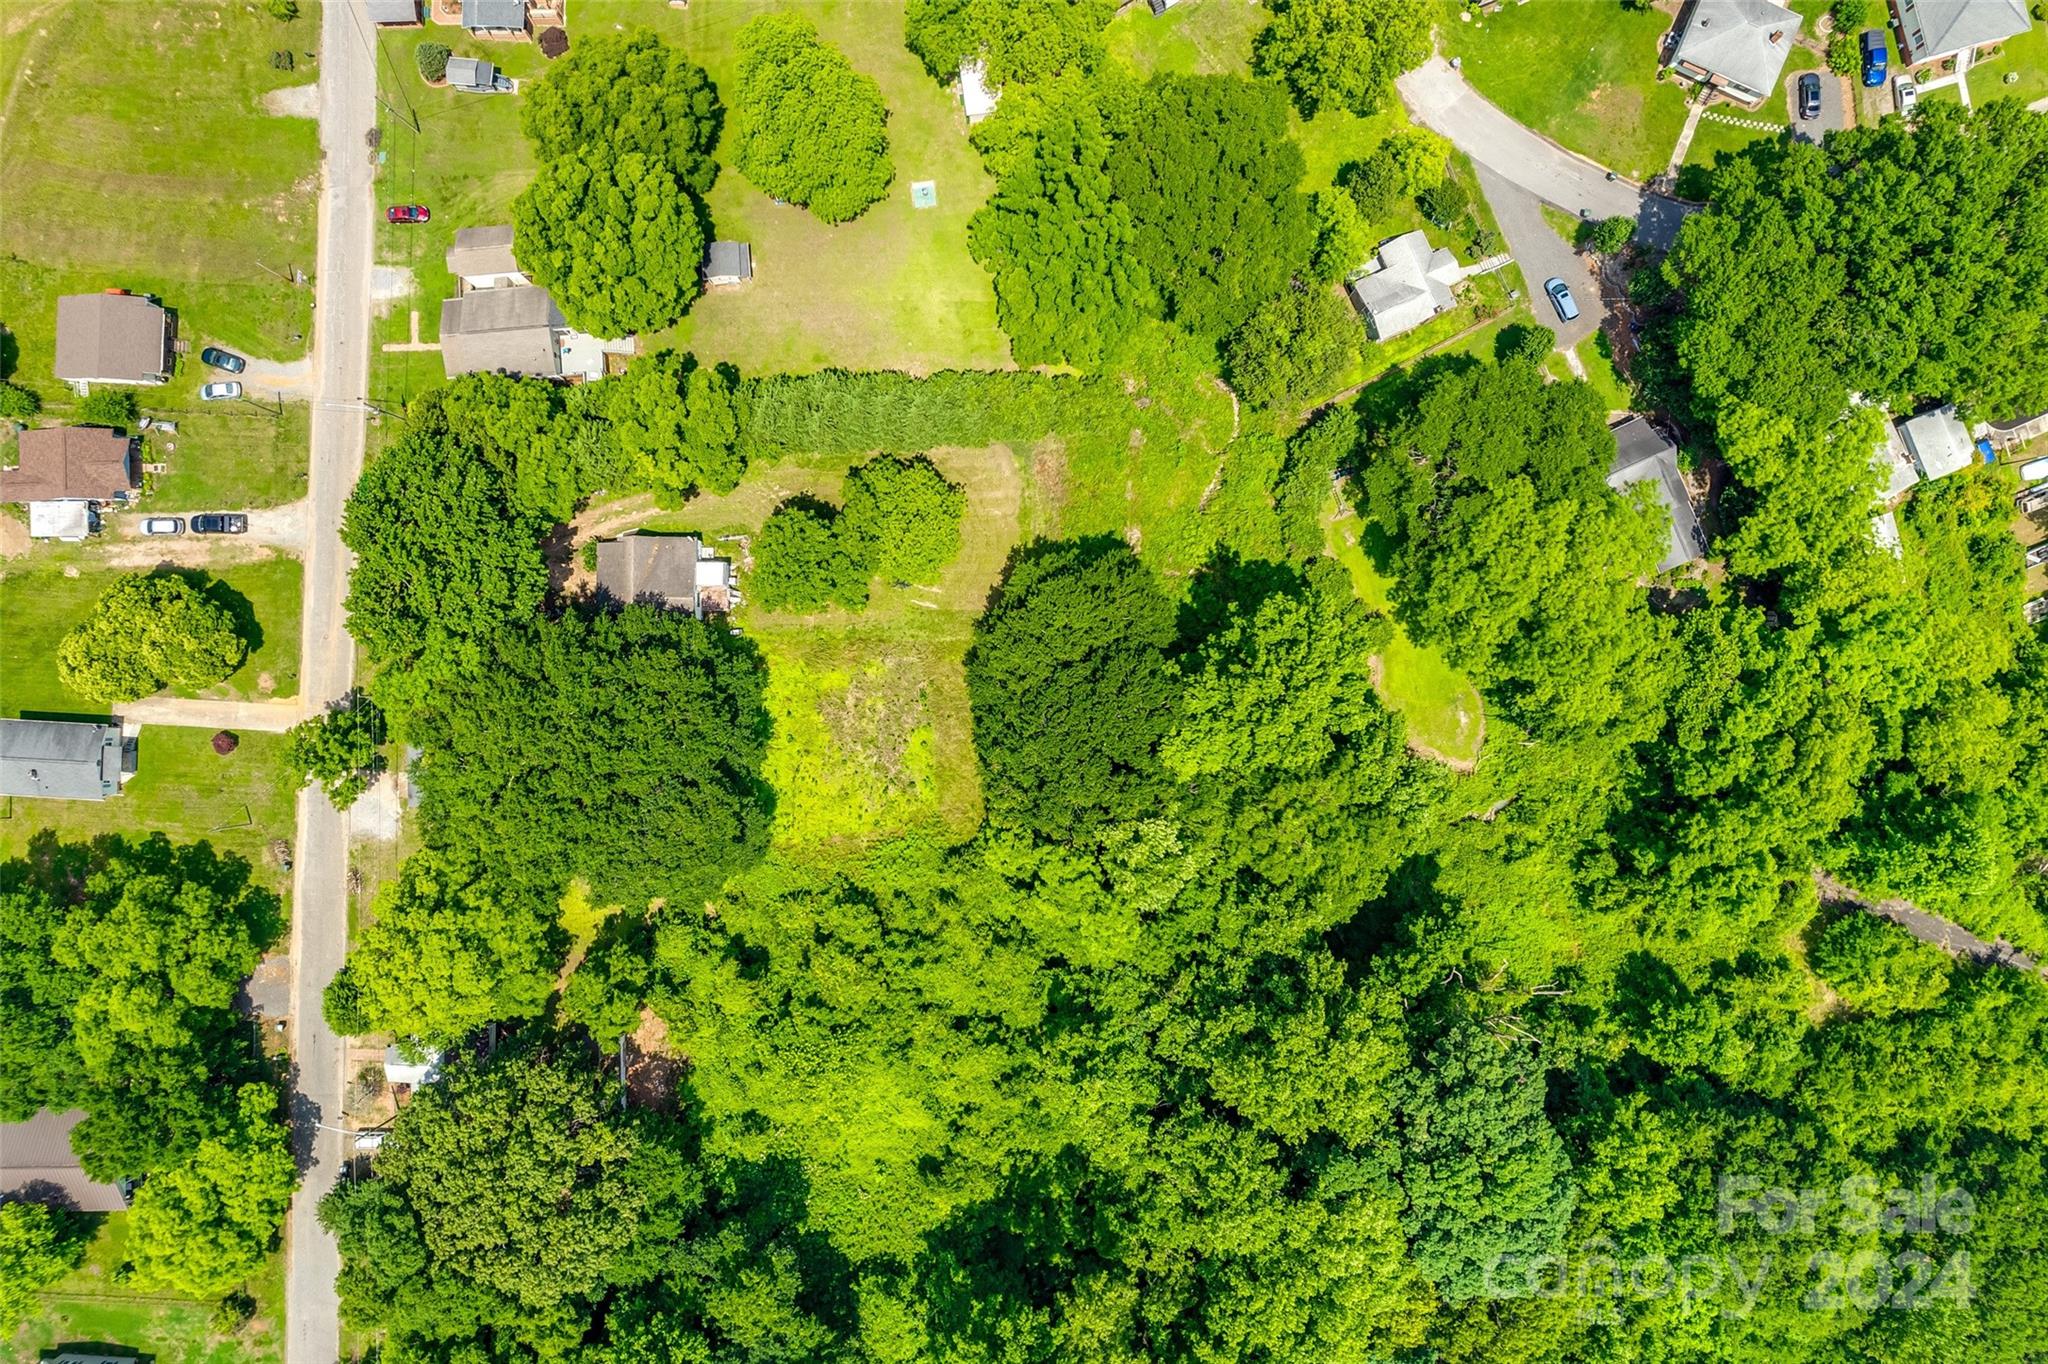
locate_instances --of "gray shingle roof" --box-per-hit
[445,55,500,90]
[1672,0,1803,97]
[1896,0,2031,58]
[446,225,520,280]
[0,719,124,801]
[595,533,708,610]
[462,0,526,29]
[704,240,753,283]
[1606,417,1705,573]
[1349,231,1461,340]
[364,0,420,22]
[440,285,564,378]
[53,293,169,385]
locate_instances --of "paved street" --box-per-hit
[285,4,378,1363]
[1398,56,1696,250]
[1817,874,2048,979]
[1474,164,1601,352]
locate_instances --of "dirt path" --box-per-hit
[122,696,304,733]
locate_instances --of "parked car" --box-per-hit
[1860,30,1889,87]
[190,513,249,535]
[2027,542,2048,569]
[200,380,242,401]
[1895,77,1919,115]
[386,204,430,224]
[1544,277,1580,323]
[141,516,184,536]
[200,346,246,374]
[1797,72,1822,120]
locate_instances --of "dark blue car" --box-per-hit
[1861,30,1889,87]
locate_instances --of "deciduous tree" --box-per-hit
[514,147,706,337]
[730,15,894,223]
[1222,285,1358,409]
[1253,0,1433,118]
[125,1084,296,1298]
[56,573,246,703]
[520,29,721,193]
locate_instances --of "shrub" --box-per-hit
[729,15,893,223]
[1826,31,1858,76]
[322,967,371,1036]
[752,496,871,611]
[1222,286,1359,410]
[76,388,137,429]
[0,382,40,420]
[212,730,239,756]
[416,42,450,83]
[1581,215,1636,255]
[1416,177,1469,227]
[211,1290,257,1335]
[1495,322,1557,367]
[1829,0,1868,26]
[285,693,387,809]
[266,0,299,20]
[841,455,967,584]
[57,573,247,702]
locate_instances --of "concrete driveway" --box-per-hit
[1398,56,1697,250]
[1475,164,1601,352]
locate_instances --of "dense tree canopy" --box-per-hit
[520,29,721,193]
[840,454,966,583]
[0,1203,81,1332]
[1222,284,1358,409]
[125,1083,296,1298]
[514,147,706,338]
[410,607,772,910]
[284,692,386,809]
[56,573,245,702]
[750,495,872,612]
[604,349,745,499]
[1253,0,1433,119]
[730,15,894,223]
[906,0,1112,85]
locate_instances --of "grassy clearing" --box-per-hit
[1438,0,1692,179]
[1576,329,1633,411]
[1,1214,285,1364]
[1322,490,1484,768]
[1970,23,2048,106]
[0,554,303,715]
[626,442,1026,845]
[1104,0,1268,77]
[0,2,320,367]
[0,728,299,900]
[370,0,1008,405]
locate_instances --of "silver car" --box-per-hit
[200,381,242,401]
[141,516,184,535]
[1544,277,1580,323]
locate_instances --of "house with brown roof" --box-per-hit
[1,425,137,538]
[594,532,735,616]
[54,292,172,389]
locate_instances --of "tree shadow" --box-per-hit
[1176,549,1302,651]
[0,324,18,380]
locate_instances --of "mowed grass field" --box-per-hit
[1438,0,1692,180]
[0,1,321,367]
[0,1215,286,1364]
[369,0,1008,406]
[0,554,303,715]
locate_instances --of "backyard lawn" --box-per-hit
[0,554,303,716]
[0,1214,286,1364]
[0,2,321,375]
[1438,0,1693,179]
[1968,22,2048,106]
[1105,0,1268,77]
[371,0,1008,404]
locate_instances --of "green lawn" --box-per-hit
[1576,329,1633,411]
[0,555,303,715]
[0,2,321,373]
[1969,22,2048,106]
[1,1214,285,1364]
[371,0,1008,405]
[1323,491,1484,768]
[1439,0,1693,179]
[0,727,300,898]
[1104,0,1268,77]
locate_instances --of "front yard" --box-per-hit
[1438,0,1694,179]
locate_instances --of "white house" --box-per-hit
[1348,231,1465,341]
[1896,404,1979,481]
[960,58,1000,124]
[445,226,528,291]
[1669,0,1804,105]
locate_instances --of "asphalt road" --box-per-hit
[285,5,377,1363]
[1398,56,1696,249]
[1474,164,1601,352]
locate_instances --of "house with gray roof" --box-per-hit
[440,286,566,378]
[1,1109,131,1211]
[0,719,132,801]
[1607,416,1706,573]
[462,0,528,36]
[594,533,735,616]
[445,55,514,93]
[1347,231,1465,341]
[1669,0,1804,105]
[704,240,754,287]
[446,226,526,290]
[364,0,421,23]
[53,292,171,389]
[1892,0,2032,65]
[1896,404,1979,481]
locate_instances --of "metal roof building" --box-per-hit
[1898,404,1977,482]
[0,718,128,801]
[1,1109,132,1212]
[704,240,754,286]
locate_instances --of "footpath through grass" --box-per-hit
[1438,0,1692,179]
[0,555,303,716]
[0,1214,286,1364]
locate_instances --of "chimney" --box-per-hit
[1770,28,1785,41]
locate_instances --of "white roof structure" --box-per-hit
[27,500,92,541]
[1872,427,1922,501]
[1671,0,1803,102]
[1871,509,1903,557]
[960,58,1000,124]
[1895,0,2032,63]
[384,1045,443,1088]
[1897,405,1976,482]
[1348,232,1462,341]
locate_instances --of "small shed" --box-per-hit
[1149,0,1184,13]
[445,55,513,93]
[703,240,754,287]
[960,58,1000,124]
[1897,405,1978,482]
[384,1045,444,1088]
[364,0,421,23]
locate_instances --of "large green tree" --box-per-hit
[0,1202,82,1332]
[840,455,967,584]
[603,349,745,499]
[905,0,1113,85]
[55,573,246,703]
[520,29,721,193]
[1253,0,1433,118]
[125,1083,297,1298]
[1222,284,1359,409]
[514,147,706,338]
[730,15,894,223]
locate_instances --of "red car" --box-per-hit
[386,204,430,224]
